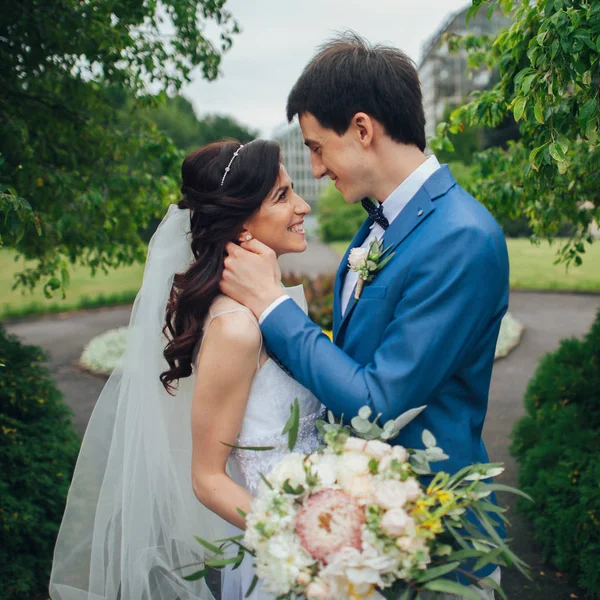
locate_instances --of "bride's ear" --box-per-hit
[237,229,253,244]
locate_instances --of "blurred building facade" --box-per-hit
[419,6,510,141]
[272,122,329,207]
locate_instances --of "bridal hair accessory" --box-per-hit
[220,144,245,186]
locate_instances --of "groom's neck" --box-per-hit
[369,141,428,203]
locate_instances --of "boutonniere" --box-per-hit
[348,238,395,301]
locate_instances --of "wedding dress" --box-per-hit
[200,288,324,600]
[49,205,323,600]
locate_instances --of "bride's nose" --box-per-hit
[294,195,311,215]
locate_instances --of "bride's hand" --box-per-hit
[221,240,285,318]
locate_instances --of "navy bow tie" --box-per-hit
[361,198,389,230]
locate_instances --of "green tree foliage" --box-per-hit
[146,95,258,154]
[316,182,366,243]
[433,0,599,265]
[510,311,600,596]
[0,0,240,293]
[0,326,80,599]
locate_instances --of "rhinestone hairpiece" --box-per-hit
[220,144,245,186]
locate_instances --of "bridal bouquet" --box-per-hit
[188,406,529,600]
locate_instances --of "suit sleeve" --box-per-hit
[261,226,507,422]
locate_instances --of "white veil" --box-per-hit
[50,204,228,600]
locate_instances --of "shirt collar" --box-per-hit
[378,156,441,226]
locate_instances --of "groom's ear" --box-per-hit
[351,112,374,149]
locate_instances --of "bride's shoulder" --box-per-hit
[208,295,257,321]
[204,295,261,349]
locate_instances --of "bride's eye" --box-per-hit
[278,188,288,202]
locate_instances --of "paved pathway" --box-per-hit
[4,241,599,599]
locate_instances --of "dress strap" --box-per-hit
[201,307,264,371]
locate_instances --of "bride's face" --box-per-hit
[243,164,311,256]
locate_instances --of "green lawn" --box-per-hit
[1,238,598,319]
[0,250,144,319]
[331,238,600,292]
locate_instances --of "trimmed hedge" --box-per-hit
[0,326,80,600]
[282,273,335,330]
[510,310,600,597]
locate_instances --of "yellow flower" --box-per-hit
[436,490,454,505]
[420,518,444,535]
[348,583,376,599]
[322,330,333,341]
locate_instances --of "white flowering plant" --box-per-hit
[185,407,530,600]
[348,239,395,300]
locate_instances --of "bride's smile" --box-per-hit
[242,163,311,257]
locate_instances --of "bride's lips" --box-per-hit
[288,220,305,235]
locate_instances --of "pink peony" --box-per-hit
[295,490,365,563]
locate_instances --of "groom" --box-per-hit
[221,33,507,596]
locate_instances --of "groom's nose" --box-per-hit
[310,154,327,179]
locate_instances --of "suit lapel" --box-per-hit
[333,165,457,343]
[333,217,374,336]
[383,165,457,254]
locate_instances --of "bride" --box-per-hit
[49,139,324,600]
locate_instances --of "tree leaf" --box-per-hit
[521,74,536,94]
[534,100,545,124]
[549,141,565,162]
[513,96,527,121]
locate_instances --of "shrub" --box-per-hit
[282,273,335,330]
[0,326,80,600]
[316,182,365,243]
[510,310,600,597]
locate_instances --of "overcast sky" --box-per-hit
[182,0,470,137]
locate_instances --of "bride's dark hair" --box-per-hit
[160,139,281,393]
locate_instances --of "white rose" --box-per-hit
[391,445,408,463]
[378,455,393,472]
[268,453,306,489]
[306,581,329,600]
[374,480,407,509]
[348,247,369,270]
[403,477,422,502]
[338,452,371,488]
[311,453,339,488]
[364,440,392,460]
[297,571,312,586]
[381,508,410,536]
[344,437,367,453]
[343,474,374,504]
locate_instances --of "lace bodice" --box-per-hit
[198,291,323,496]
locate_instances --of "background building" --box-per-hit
[419,5,510,141]
[272,122,329,208]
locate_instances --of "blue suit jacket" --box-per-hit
[261,166,509,581]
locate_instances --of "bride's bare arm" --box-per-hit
[191,311,261,529]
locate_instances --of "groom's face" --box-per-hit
[299,113,369,204]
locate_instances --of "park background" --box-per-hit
[1,0,599,599]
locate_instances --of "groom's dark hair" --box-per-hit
[287,31,426,151]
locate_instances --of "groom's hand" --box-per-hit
[220,240,285,318]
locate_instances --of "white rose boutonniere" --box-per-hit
[348,239,395,301]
